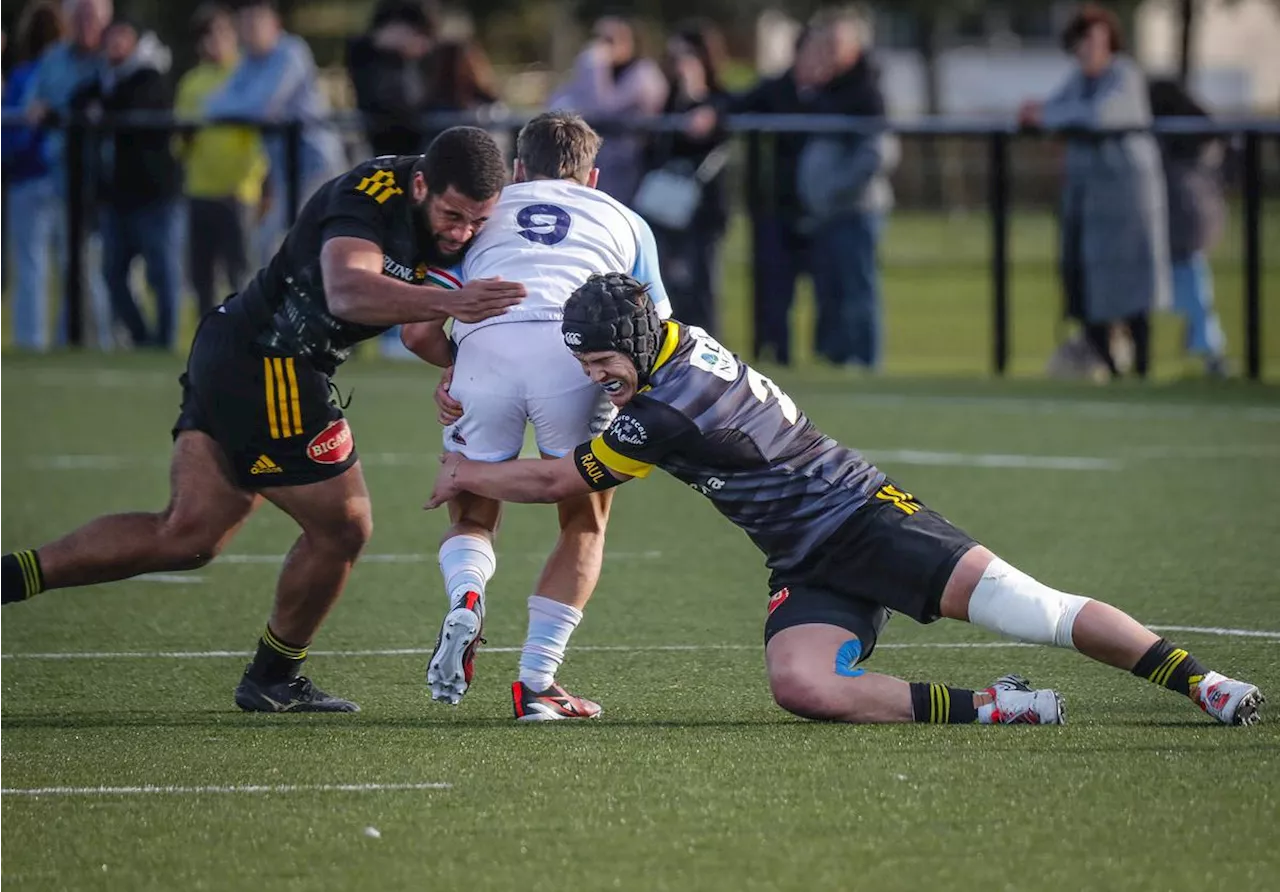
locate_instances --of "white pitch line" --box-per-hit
[865,449,1120,471]
[216,551,663,564]
[0,782,450,798]
[137,573,204,584]
[3,626,1275,662]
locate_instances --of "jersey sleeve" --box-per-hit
[319,171,395,247]
[628,213,672,319]
[426,264,465,288]
[574,398,695,488]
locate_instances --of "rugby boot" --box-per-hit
[426,591,485,705]
[1194,672,1264,726]
[984,674,1065,725]
[234,668,360,713]
[512,680,603,721]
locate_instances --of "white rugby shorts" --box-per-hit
[442,321,615,461]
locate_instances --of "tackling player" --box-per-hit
[400,112,671,720]
[427,273,1265,726]
[1,128,526,713]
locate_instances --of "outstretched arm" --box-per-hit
[427,448,632,508]
[321,237,525,326]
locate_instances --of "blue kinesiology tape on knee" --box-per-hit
[834,639,865,677]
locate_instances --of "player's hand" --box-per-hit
[426,452,466,509]
[435,366,463,426]
[449,277,526,323]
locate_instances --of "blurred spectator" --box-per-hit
[347,0,440,157]
[1021,4,1169,380]
[691,28,821,364]
[1149,78,1228,376]
[549,15,667,205]
[797,12,897,369]
[206,0,345,267]
[423,39,500,137]
[3,0,65,351]
[73,18,182,348]
[638,21,730,335]
[23,0,114,349]
[176,4,267,317]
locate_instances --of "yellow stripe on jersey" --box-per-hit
[284,358,303,434]
[272,359,292,438]
[264,358,281,439]
[651,321,680,374]
[590,436,655,479]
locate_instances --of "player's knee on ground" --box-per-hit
[768,660,850,722]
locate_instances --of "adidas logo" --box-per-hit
[250,454,283,475]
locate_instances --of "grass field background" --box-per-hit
[2,349,1278,890]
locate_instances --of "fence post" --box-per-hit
[989,131,1010,376]
[285,121,303,225]
[1242,130,1261,381]
[65,118,87,347]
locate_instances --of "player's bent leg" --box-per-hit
[231,462,372,714]
[764,625,1065,725]
[939,545,1264,726]
[427,492,500,705]
[2,431,259,603]
[510,461,610,720]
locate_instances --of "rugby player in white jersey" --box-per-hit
[401,112,671,719]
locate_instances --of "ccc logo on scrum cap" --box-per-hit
[517,204,571,245]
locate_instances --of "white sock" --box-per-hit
[437,534,496,612]
[518,594,583,691]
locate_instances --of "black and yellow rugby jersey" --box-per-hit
[575,322,885,571]
[225,155,460,374]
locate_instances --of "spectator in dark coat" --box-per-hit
[797,13,897,368]
[689,27,824,364]
[347,0,440,157]
[73,19,182,348]
[1149,78,1227,376]
[640,21,730,336]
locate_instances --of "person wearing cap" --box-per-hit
[424,272,1264,728]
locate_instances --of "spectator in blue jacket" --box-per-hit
[3,1,65,351]
[796,12,898,369]
[205,0,345,265]
[23,0,115,349]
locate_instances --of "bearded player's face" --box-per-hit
[422,186,497,264]
[575,351,638,407]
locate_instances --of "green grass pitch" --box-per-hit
[2,350,1278,891]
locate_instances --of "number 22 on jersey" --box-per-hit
[686,328,798,423]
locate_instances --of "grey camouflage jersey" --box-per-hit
[582,322,885,570]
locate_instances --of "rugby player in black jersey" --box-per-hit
[2,127,526,713]
[428,273,1264,726]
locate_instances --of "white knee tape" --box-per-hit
[967,558,1091,650]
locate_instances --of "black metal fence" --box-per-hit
[4,110,1277,378]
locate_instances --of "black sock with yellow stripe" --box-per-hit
[248,625,308,682]
[910,682,979,724]
[2,551,45,604]
[1132,638,1207,697]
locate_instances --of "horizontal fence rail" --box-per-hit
[2,111,1273,378]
